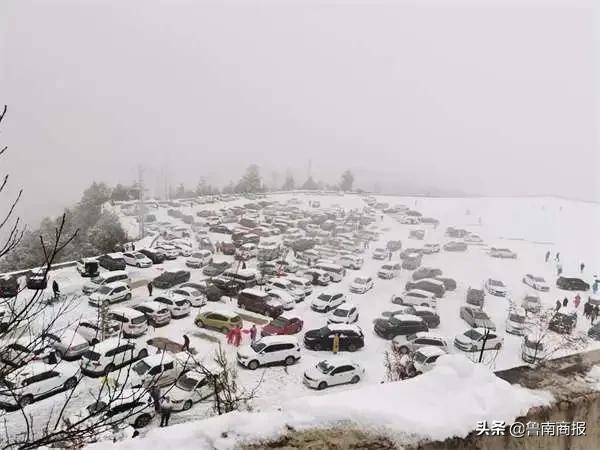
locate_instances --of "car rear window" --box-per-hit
[84,350,100,361]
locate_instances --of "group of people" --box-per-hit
[544,250,587,276]
[555,295,600,323]
[226,324,257,346]
[149,386,173,427]
[214,241,225,253]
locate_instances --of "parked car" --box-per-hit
[435,277,457,291]
[303,324,365,352]
[413,346,447,374]
[26,268,49,290]
[405,278,445,298]
[454,328,503,352]
[202,260,232,277]
[109,307,149,338]
[44,327,90,360]
[556,277,590,291]
[122,252,153,268]
[261,315,304,337]
[422,243,440,254]
[373,314,428,340]
[338,255,364,270]
[133,301,172,327]
[0,362,80,408]
[267,289,296,311]
[521,294,542,313]
[349,275,374,294]
[489,247,517,259]
[97,253,126,271]
[152,270,191,289]
[311,291,347,313]
[409,229,425,240]
[588,322,600,341]
[153,294,191,318]
[505,307,527,335]
[412,267,443,281]
[88,282,132,307]
[548,309,577,334]
[327,303,359,324]
[521,334,546,364]
[485,278,507,297]
[401,253,422,270]
[302,269,331,286]
[522,274,550,292]
[81,338,149,377]
[194,309,242,333]
[126,353,179,389]
[377,263,401,280]
[372,248,387,260]
[391,290,437,308]
[77,317,120,344]
[286,275,313,297]
[459,306,496,330]
[266,279,305,302]
[237,288,284,318]
[168,370,221,411]
[0,277,19,298]
[154,244,179,260]
[400,248,423,259]
[171,286,207,308]
[443,241,467,252]
[392,332,448,354]
[303,359,364,390]
[237,335,301,370]
[138,248,166,264]
[82,270,129,295]
[466,287,485,307]
[186,250,213,269]
[464,233,483,244]
[76,258,100,277]
[411,305,440,328]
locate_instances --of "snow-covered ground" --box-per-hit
[2,193,599,444]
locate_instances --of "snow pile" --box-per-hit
[584,365,600,390]
[89,355,552,450]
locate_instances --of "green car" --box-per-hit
[195,309,242,333]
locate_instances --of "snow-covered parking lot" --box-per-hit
[2,193,599,439]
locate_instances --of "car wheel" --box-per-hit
[19,395,34,407]
[134,414,151,429]
[284,356,295,366]
[420,303,429,307]
[125,293,132,301]
[314,343,322,351]
[398,345,409,354]
[138,349,148,359]
[350,375,360,384]
[183,400,193,411]
[91,338,99,345]
[104,364,115,375]
[196,320,205,328]
[64,376,78,390]
[317,381,328,390]
[348,344,357,352]
[248,360,260,370]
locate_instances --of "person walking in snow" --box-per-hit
[555,252,560,262]
[580,262,585,273]
[545,251,550,263]
[593,306,599,324]
[159,396,172,427]
[555,300,561,311]
[243,324,257,344]
[584,301,592,319]
[388,251,392,261]
[594,277,599,294]
[242,260,247,270]
[182,334,190,352]
[149,386,161,413]
[332,333,340,355]
[562,297,568,308]
[574,294,581,309]
[557,264,563,276]
[226,328,234,345]
[147,281,153,296]
[232,326,242,347]
[52,280,60,300]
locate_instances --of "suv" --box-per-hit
[237,335,301,370]
[392,332,448,354]
[373,314,428,339]
[133,301,171,327]
[122,251,153,268]
[138,248,166,264]
[391,290,437,308]
[556,277,590,291]
[237,288,284,318]
[81,338,149,377]
[303,359,364,390]
[97,253,126,271]
[303,324,365,352]
[311,291,346,313]
[377,263,401,279]
[88,282,132,307]
[152,270,191,289]
[26,268,49,290]
[459,306,496,330]
[485,278,507,297]
[412,267,443,281]
[521,294,542,313]
[405,278,445,298]
[203,260,232,277]
[411,305,440,328]
[443,241,467,252]
[522,274,549,292]
[195,309,242,333]
[265,278,305,302]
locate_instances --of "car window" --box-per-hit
[148,366,161,376]
[164,361,174,370]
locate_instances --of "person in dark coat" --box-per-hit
[182,334,190,352]
[242,261,247,270]
[159,396,172,427]
[52,280,60,299]
[584,301,592,319]
[149,386,161,413]
[147,281,153,296]
[555,252,560,262]
[593,305,600,324]
[580,262,585,273]
[555,300,561,311]
[545,251,550,263]
[563,297,568,307]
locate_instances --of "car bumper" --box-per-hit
[302,376,319,389]
[454,339,475,352]
[186,261,203,268]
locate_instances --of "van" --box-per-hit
[109,307,148,338]
[81,337,149,377]
[237,288,284,318]
[315,263,347,282]
[222,269,258,290]
[82,270,129,295]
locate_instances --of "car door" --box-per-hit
[329,365,350,385]
[161,360,176,385]
[194,375,212,401]
[260,344,278,365]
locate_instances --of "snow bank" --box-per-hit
[585,365,600,390]
[88,355,552,450]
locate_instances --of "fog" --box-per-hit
[1,0,598,226]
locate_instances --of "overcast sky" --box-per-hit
[1,0,598,226]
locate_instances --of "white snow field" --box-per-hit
[2,193,598,445]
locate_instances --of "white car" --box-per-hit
[489,247,517,259]
[521,294,542,313]
[422,243,441,254]
[88,282,132,307]
[267,288,296,310]
[522,274,550,292]
[168,370,220,411]
[77,317,121,344]
[186,250,213,269]
[338,255,364,270]
[349,276,374,294]
[44,327,90,360]
[303,359,364,390]
[311,291,347,313]
[391,289,437,308]
[327,303,359,324]
[377,263,401,279]
[372,248,387,260]
[399,216,420,225]
[505,307,527,335]
[122,251,153,268]
[454,328,504,352]
[124,353,179,389]
[266,279,305,302]
[392,332,449,354]
[485,278,508,297]
[464,233,483,244]
[285,276,313,297]
[155,244,179,259]
[521,334,546,364]
[171,287,207,308]
[413,346,447,373]
[0,362,80,408]
[81,337,149,377]
[236,335,301,370]
[153,294,191,318]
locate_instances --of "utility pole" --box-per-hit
[137,164,145,239]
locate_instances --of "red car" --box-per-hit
[261,316,304,337]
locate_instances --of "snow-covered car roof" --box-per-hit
[415,346,447,358]
[390,314,424,322]
[257,335,299,345]
[327,324,362,333]
[404,289,436,298]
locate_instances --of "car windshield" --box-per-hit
[525,339,543,351]
[96,286,112,295]
[251,342,267,352]
[509,313,525,323]
[176,374,199,391]
[414,352,428,364]
[132,316,146,325]
[473,311,489,320]
[533,276,545,282]
[381,265,393,270]
[317,294,332,302]
[192,253,204,259]
[132,360,151,376]
[319,327,333,337]
[269,318,288,328]
[83,350,100,361]
[175,300,188,307]
[135,254,146,259]
[463,329,483,340]
[333,308,349,317]
[354,278,368,284]
[316,360,335,374]
[91,276,103,284]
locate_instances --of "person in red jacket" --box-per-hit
[232,326,242,347]
[226,328,234,345]
[243,324,258,343]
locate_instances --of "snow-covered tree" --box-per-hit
[340,170,354,191]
